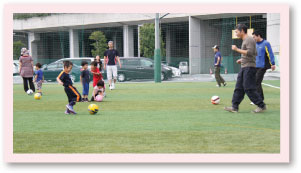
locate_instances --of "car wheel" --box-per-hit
[161,72,166,81]
[70,74,77,83]
[117,73,126,82]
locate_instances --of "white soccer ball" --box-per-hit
[211,96,220,105]
[27,89,33,95]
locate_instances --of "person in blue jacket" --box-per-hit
[252,31,276,103]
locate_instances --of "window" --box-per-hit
[47,63,58,69]
[140,59,153,67]
[124,59,139,66]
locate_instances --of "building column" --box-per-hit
[189,16,202,74]
[267,13,280,69]
[28,32,39,63]
[166,28,172,64]
[69,29,79,58]
[123,25,134,57]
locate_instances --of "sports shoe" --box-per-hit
[111,83,115,89]
[223,82,227,87]
[250,100,264,105]
[224,106,238,113]
[66,104,77,114]
[109,85,112,90]
[252,105,267,113]
[65,108,70,115]
[216,85,221,87]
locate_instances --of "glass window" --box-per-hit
[47,63,58,69]
[125,59,139,66]
[140,59,153,67]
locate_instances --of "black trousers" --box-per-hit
[64,85,82,105]
[256,68,267,101]
[232,67,265,109]
[22,77,35,92]
[214,66,225,86]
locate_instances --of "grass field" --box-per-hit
[13,80,280,153]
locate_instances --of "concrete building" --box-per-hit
[13,13,280,74]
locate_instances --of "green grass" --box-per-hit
[13,80,280,153]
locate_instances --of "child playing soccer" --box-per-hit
[91,61,106,96]
[91,80,105,101]
[80,61,90,102]
[33,63,44,95]
[57,61,82,115]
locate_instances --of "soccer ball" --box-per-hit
[88,104,99,115]
[27,89,33,95]
[95,95,103,102]
[34,93,42,100]
[211,96,220,105]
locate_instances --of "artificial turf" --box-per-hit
[13,80,280,153]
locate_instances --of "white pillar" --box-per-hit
[138,25,141,57]
[189,16,202,74]
[28,32,39,63]
[69,29,79,58]
[267,13,280,70]
[123,25,134,57]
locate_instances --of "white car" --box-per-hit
[169,66,181,77]
[13,61,19,75]
[161,62,181,77]
[179,61,189,74]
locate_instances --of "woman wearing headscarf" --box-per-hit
[19,48,35,93]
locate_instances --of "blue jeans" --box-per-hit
[82,82,89,95]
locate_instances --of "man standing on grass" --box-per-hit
[104,41,122,90]
[212,45,227,87]
[251,31,276,105]
[224,24,266,113]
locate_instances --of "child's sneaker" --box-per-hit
[66,104,77,114]
[65,108,70,115]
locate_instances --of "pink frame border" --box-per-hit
[4,4,290,163]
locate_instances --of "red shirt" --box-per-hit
[91,68,103,87]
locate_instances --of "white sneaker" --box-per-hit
[250,102,255,105]
[109,85,112,90]
[111,83,115,89]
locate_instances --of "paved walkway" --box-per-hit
[13,71,280,84]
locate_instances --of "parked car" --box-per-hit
[13,60,19,76]
[179,61,189,74]
[116,57,173,82]
[42,61,82,82]
[53,57,95,69]
[161,62,181,77]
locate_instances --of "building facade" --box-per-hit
[13,13,280,74]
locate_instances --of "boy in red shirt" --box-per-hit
[90,61,106,95]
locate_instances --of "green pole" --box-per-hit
[154,13,161,83]
[154,48,161,82]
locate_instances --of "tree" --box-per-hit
[139,23,165,59]
[89,31,107,57]
[13,41,25,60]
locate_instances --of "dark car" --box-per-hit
[42,61,82,82]
[116,57,173,82]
